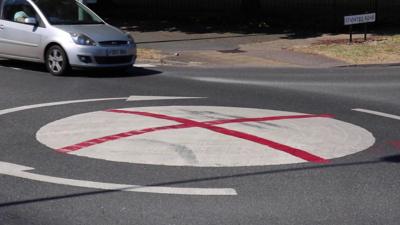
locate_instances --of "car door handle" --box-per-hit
[0,25,4,30]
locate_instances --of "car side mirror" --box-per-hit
[24,17,38,26]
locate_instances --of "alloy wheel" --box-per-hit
[48,48,64,74]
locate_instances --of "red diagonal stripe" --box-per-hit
[58,110,208,153]
[106,109,204,126]
[197,124,328,163]
[206,114,334,125]
[57,123,191,153]
[106,109,333,126]
[106,110,328,163]
[57,109,329,163]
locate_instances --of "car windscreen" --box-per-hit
[33,0,103,25]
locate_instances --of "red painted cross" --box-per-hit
[57,109,334,163]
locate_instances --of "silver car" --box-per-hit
[0,0,136,75]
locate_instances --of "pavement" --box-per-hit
[128,29,349,68]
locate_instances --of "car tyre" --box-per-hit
[45,45,70,76]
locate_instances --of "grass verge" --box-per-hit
[136,48,164,63]
[293,35,400,65]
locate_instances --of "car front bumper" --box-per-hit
[66,44,137,68]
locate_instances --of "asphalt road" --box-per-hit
[0,61,399,225]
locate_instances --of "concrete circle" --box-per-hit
[36,106,375,167]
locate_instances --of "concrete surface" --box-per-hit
[129,30,348,68]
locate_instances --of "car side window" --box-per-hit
[2,0,40,25]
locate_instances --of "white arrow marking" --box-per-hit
[353,108,400,121]
[0,97,127,116]
[0,161,237,196]
[126,96,206,101]
[0,96,206,116]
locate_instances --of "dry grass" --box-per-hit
[136,48,164,62]
[294,35,400,64]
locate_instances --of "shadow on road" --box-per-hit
[382,155,400,163]
[0,154,399,208]
[0,59,47,73]
[0,59,162,78]
[70,67,162,78]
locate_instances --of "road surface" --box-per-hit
[0,62,399,225]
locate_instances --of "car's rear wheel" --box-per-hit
[45,45,69,76]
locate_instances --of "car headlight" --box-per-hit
[126,34,135,45]
[70,33,97,46]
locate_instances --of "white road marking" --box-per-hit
[133,64,157,68]
[0,161,237,196]
[127,96,205,101]
[353,108,400,121]
[0,97,127,116]
[0,96,205,116]
[37,106,375,167]
[1,96,235,196]
[190,77,399,87]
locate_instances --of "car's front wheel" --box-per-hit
[45,45,69,76]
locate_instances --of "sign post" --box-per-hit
[344,13,376,43]
[349,24,353,43]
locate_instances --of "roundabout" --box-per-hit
[37,106,375,167]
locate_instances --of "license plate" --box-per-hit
[107,49,127,56]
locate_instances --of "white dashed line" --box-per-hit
[353,108,400,121]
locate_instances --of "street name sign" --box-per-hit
[344,13,376,25]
